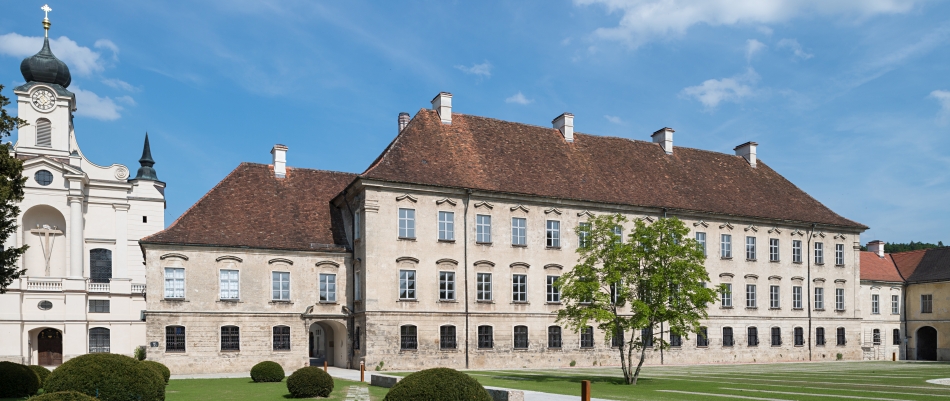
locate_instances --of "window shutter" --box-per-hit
[36,119,52,147]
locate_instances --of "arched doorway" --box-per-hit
[37,328,62,366]
[308,321,347,368]
[917,326,938,361]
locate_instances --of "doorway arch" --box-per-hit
[37,328,63,366]
[917,326,938,361]
[308,321,347,368]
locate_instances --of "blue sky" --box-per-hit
[1,1,948,245]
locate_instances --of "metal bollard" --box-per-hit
[360,361,365,382]
[324,360,328,372]
[581,380,591,401]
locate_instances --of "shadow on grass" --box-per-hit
[480,372,654,386]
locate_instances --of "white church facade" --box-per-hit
[0,13,165,366]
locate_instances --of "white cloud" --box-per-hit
[604,115,624,124]
[102,78,139,92]
[455,61,493,78]
[777,38,814,60]
[746,39,767,61]
[0,33,112,76]
[930,90,950,123]
[756,26,774,36]
[94,39,119,61]
[72,87,124,121]
[575,0,917,48]
[505,92,534,105]
[681,68,759,108]
[116,95,136,106]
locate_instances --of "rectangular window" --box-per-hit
[476,214,492,243]
[793,286,803,309]
[748,327,759,346]
[273,326,290,351]
[612,225,623,245]
[319,273,336,302]
[816,327,826,346]
[892,295,900,315]
[746,284,757,308]
[696,232,707,256]
[399,270,416,300]
[769,285,780,309]
[477,326,493,348]
[581,326,594,348]
[164,267,184,299]
[769,238,779,261]
[398,208,415,238]
[871,294,880,314]
[893,329,901,345]
[355,272,362,301]
[439,271,455,301]
[165,326,185,352]
[611,328,625,347]
[578,222,591,248]
[697,327,709,347]
[272,272,290,301]
[611,282,621,305]
[746,236,757,260]
[670,333,682,347]
[219,269,239,300]
[771,327,781,346]
[815,242,824,264]
[922,294,933,313]
[548,326,562,348]
[836,327,846,346]
[815,287,824,310]
[873,329,881,345]
[354,212,361,240]
[721,283,733,307]
[440,326,457,349]
[354,327,361,350]
[438,211,455,241]
[477,273,492,301]
[641,327,654,347]
[835,244,845,265]
[721,234,732,258]
[89,328,110,353]
[836,288,845,311]
[514,326,529,349]
[88,300,110,313]
[723,327,734,347]
[512,274,527,302]
[400,326,417,350]
[792,240,803,263]
[221,326,240,351]
[546,276,560,303]
[794,327,804,346]
[546,220,561,248]
[511,217,527,246]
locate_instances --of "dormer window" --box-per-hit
[36,118,52,147]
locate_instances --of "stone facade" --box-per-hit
[904,281,950,361]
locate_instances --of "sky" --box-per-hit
[1,0,948,245]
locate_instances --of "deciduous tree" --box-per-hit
[0,85,28,293]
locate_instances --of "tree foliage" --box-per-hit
[556,214,719,385]
[0,85,28,293]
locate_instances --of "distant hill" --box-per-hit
[861,241,945,253]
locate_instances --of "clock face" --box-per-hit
[31,89,55,111]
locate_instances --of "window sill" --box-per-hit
[438,239,456,243]
[815,263,825,266]
[219,350,241,353]
[696,346,708,349]
[794,344,804,347]
[721,257,733,260]
[218,299,241,303]
[770,260,780,263]
[319,301,338,305]
[438,299,458,303]
[746,307,758,310]
[398,299,418,302]
[476,300,494,304]
[580,347,595,350]
[512,244,527,248]
[511,301,530,305]
[793,307,803,310]
[399,349,418,352]
[769,307,781,310]
[835,309,846,312]
[746,259,757,262]
[546,246,561,250]
[513,348,529,351]
[162,298,187,302]
[476,242,492,246]
[721,306,734,309]
[269,300,293,304]
[398,237,416,241]
[546,302,562,305]
[272,349,292,352]
[439,348,459,352]
[547,347,562,350]
[835,264,845,267]
[814,308,825,311]
[793,261,803,264]
[771,345,782,348]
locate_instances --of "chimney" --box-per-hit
[867,240,885,258]
[651,127,674,154]
[398,112,411,133]
[734,141,757,167]
[553,113,574,142]
[271,144,288,178]
[431,92,452,124]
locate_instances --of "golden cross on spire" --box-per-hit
[41,4,52,36]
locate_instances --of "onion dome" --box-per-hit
[20,7,71,88]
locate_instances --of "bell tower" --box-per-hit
[13,4,76,158]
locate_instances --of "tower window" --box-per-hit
[36,118,52,147]
[34,170,53,186]
[143,216,148,223]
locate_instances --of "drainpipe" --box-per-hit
[342,190,356,368]
[464,189,472,369]
[807,223,817,361]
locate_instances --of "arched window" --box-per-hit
[548,326,562,348]
[273,326,290,351]
[400,325,417,350]
[221,326,240,351]
[873,329,881,345]
[90,249,112,283]
[513,325,528,349]
[723,327,734,347]
[440,325,456,349]
[89,327,110,353]
[166,326,185,352]
[748,327,759,346]
[36,118,51,147]
[477,325,493,349]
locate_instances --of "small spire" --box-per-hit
[41,4,52,37]
[133,133,159,181]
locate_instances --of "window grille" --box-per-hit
[164,268,184,299]
[792,240,803,263]
[89,328,110,353]
[546,220,561,248]
[514,326,529,349]
[320,273,336,302]
[721,234,732,258]
[221,326,240,351]
[670,332,682,347]
[476,215,492,243]
[400,325,417,350]
[512,274,527,302]
[477,326,493,348]
[88,300,110,313]
[794,327,804,346]
[220,269,239,300]
[511,217,526,246]
[696,232,706,256]
[273,326,290,351]
[769,238,779,261]
[697,327,709,347]
[746,236,756,260]
[399,270,416,300]
[723,327,734,346]
[548,326,562,348]
[873,329,881,345]
[438,211,455,241]
[166,326,185,352]
[771,327,781,346]
[748,327,759,346]
[440,325,457,349]
[546,276,560,303]
[272,272,290,301]
[836,327,846,346]
[477,273,492,301]
[440,271,455,301]
[816,327,826,346]
[398,208,415,238]
[90,249,112,284]
[36,118,51,147]
[581,326,594,348]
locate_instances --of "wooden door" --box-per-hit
[37,328,62,366]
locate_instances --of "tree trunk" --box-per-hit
[631,339,649,385]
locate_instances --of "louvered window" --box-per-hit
[36,118,52,147]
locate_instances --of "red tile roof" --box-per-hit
[142,163,355,252]
[363,110,865,229]
[892,247,950,283]
[859,251,903,282]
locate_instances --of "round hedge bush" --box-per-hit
[30,364,52,387]
[384,368,492,401]
[286,366,334,398]
[251,361,285,383]
[28,391,98,401]
[44,353,164,401]
[0,361,40,398]
[141,360,171,384]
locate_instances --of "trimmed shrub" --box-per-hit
[384,368,492,401]
[28,391,98,401]
[142,360,171,384]
[251,361,285,383]
[44,353,164,401]
[30,365,52,387]
[286,366,334,398]
[0,361,40,398]
[134,346,147,361]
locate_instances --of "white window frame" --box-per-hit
[891,295,900,315]
[476,214,491,243]
[438,211,455,241]
[835,243,844,265]
[399,270,416,300]
[793,285,803,309]
[546,276,560,303]
[578,222,591,248]
[872,294,880,314]
[696,232,706,256]
[769,238,779,262]
[769,285,780,309]
[814,287,824,310]
[792,240,803,263]
[746,236,756,260]
[219,269,239,300]
[511,217,527,246]
[835,288,845,311]
[721,283,733,307]
[512,274,527,302]
[746,284,757,308]
[272,271,290,301]
[477,273,492,301]
[398,208,415,239]
[612,225,623,245]
[440,271,455,301]
[546,220,561,248]
[815,242,824,264]
[164,267,184,299]
[319,273,336,302]
[721,234,732,258]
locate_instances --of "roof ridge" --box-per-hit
[242,161,357,177]
[361,108,429,176]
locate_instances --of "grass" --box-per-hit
[389,361,950,400]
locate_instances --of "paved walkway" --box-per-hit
[344,385,370,401]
